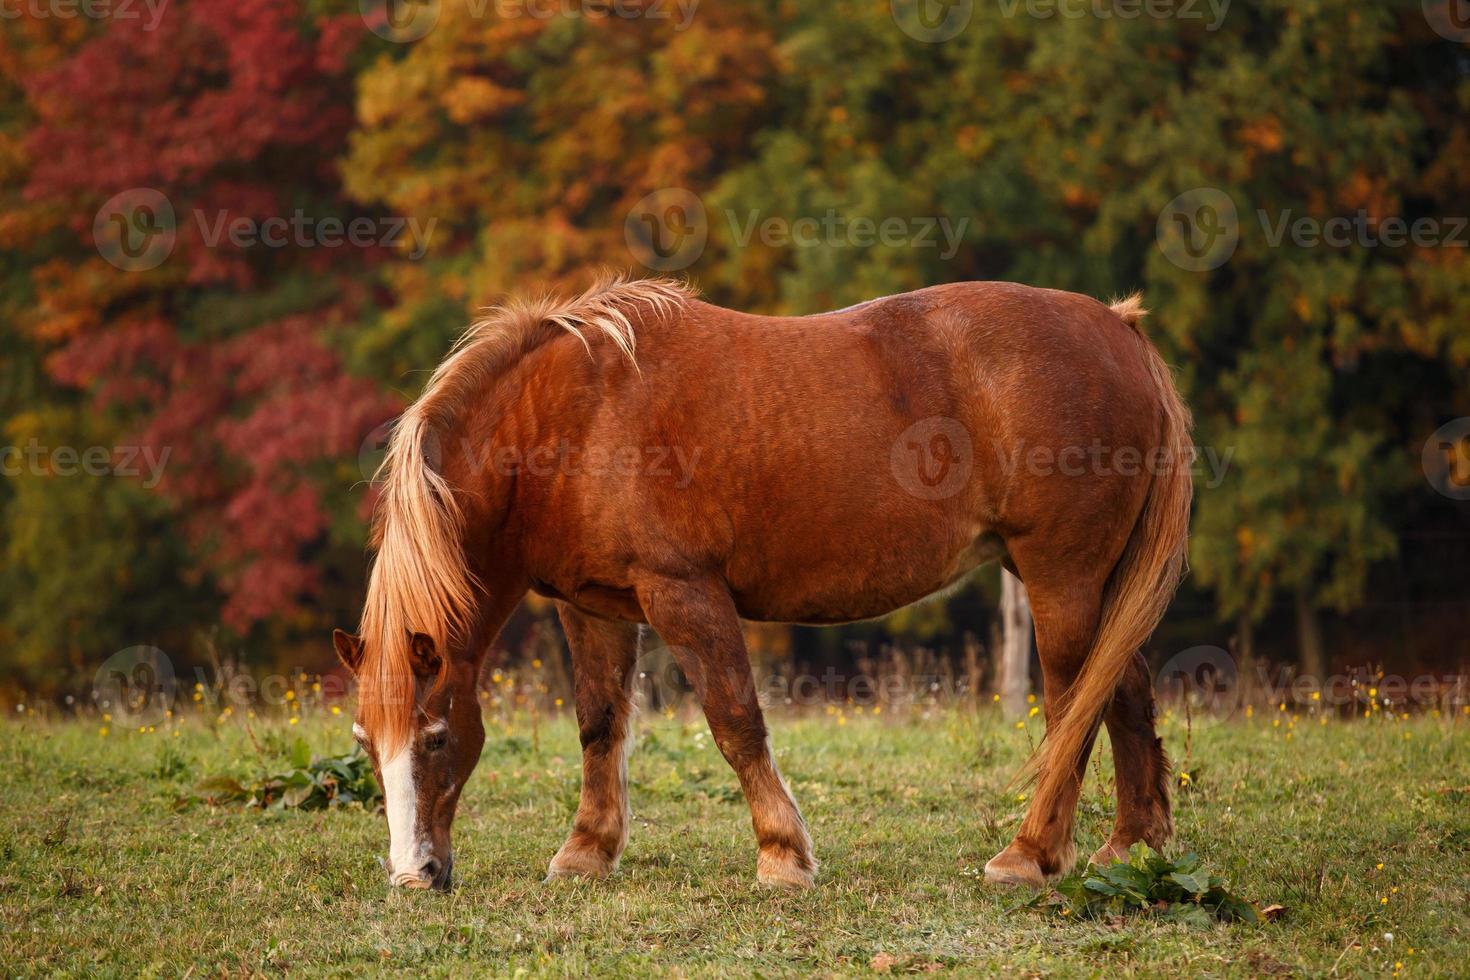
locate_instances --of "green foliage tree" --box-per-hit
[0,409,200,683]
[702,1,1470,669]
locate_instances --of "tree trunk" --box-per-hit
[1000,571,1032,720]
[1295,589,1325,682]
[1234,611,1256,701]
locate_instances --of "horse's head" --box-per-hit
[333,627,484,891]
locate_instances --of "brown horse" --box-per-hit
[333,275,1191,891]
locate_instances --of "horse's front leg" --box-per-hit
[546,602,641,880]
[636,574,816,889]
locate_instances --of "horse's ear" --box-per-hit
[333,629,364,674]
[409,632,442,678]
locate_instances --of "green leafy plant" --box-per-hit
[189,738,381,812]
[1033,844,1264,927]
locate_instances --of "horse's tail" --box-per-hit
[1022,294,1193,841]
[358,409,477,757]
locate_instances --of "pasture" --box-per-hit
[2,701,1466,976]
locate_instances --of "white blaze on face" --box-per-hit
[381,743,425,883]
[356,721,428,883]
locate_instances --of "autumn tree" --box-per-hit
[4,0,397,672]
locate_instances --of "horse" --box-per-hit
[332,274,1192,891]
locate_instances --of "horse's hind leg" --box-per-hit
[636,574,816,889]
[546,603,641,880]
[984,567,1107,886]
[1090,652,1172,865]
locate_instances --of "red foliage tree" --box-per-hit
[22,0,397,637]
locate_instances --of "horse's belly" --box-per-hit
[726,527,1006,625]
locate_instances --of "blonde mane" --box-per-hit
[357,274,695,754]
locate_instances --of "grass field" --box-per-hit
[2,700,1467,976]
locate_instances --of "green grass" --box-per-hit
[2,703,1467,976]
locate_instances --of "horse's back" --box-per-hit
[640,281,1162,477]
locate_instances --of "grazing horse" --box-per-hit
[333,275,1192,891]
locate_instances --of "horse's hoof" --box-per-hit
[756,846,817,890]
[545,844,617,882]
[983,846,1046,888]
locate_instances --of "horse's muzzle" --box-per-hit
[387,852,453,891]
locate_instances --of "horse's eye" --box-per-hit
[423,730,448,752]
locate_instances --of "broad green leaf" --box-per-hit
[1168,871,1208,896]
